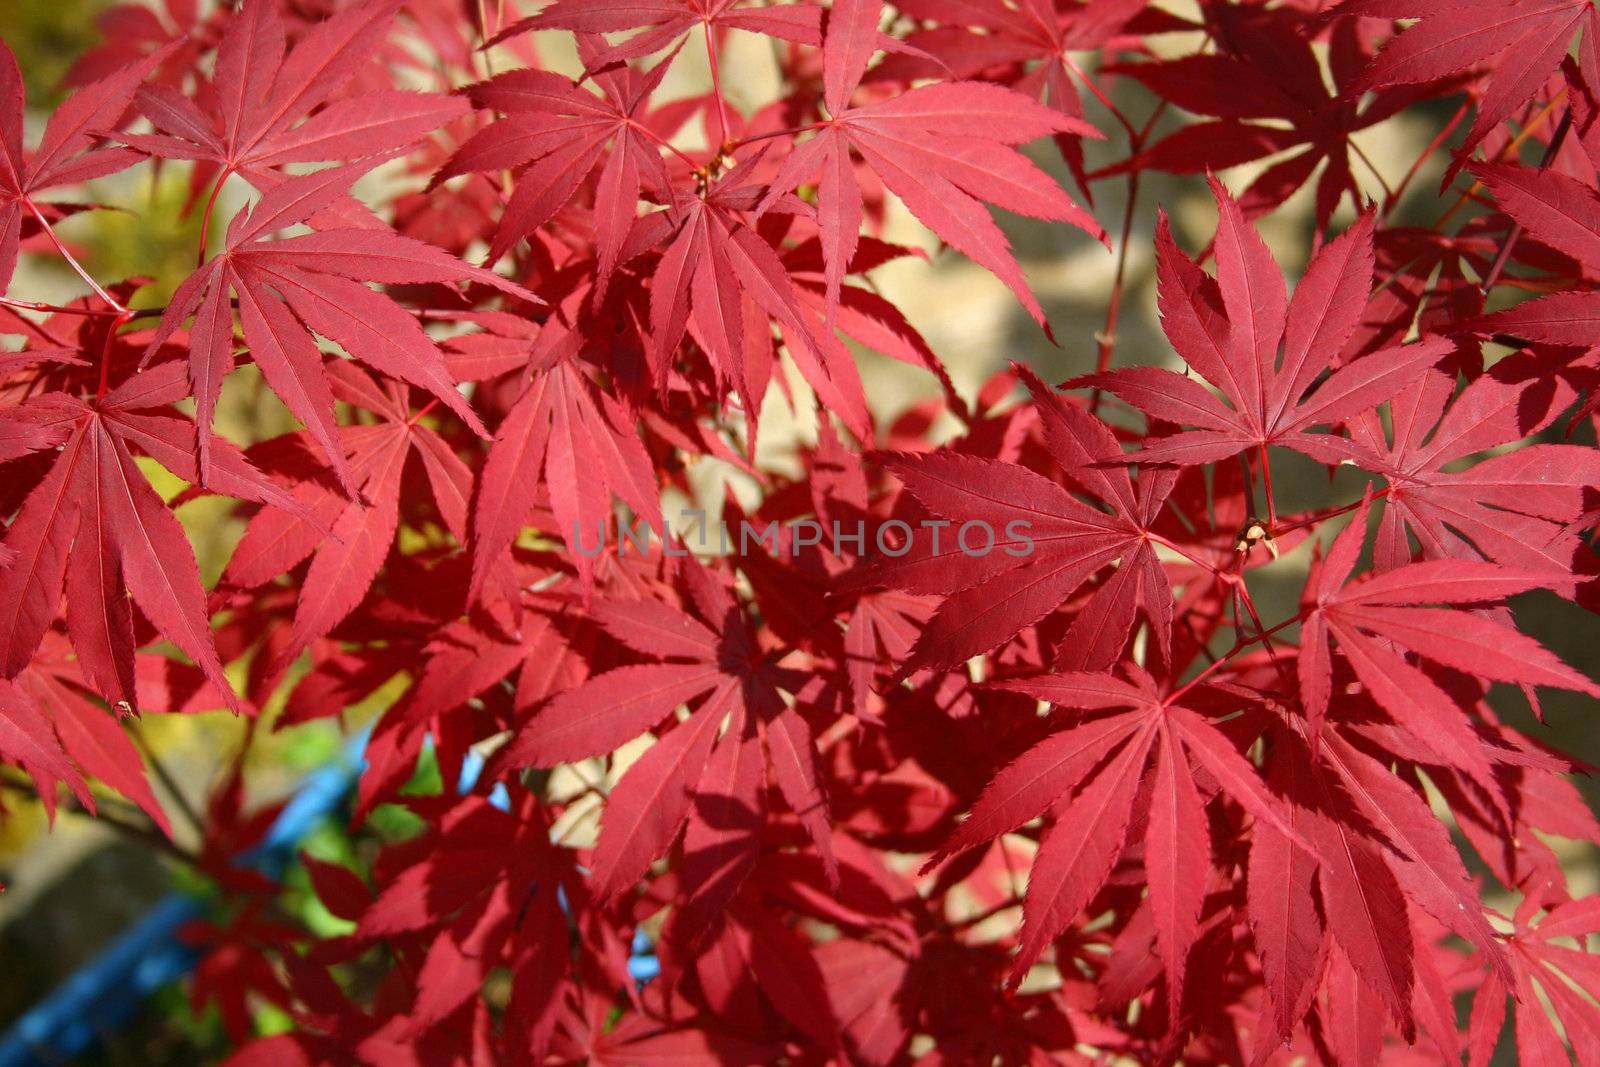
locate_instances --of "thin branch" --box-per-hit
[1168,609,1308,703]
[131,723,206,840]
[1437,90,1568,229]
[1257,443,1277,531]
[1387,98,1470,216]
[0,297,123,317]
[1480,106,1573,293]
[27,201,125,313]
[195,169,233,269]
[704,21,730,152]
[0,771,199,868]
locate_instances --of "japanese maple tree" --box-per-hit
[3,0,1600,1064]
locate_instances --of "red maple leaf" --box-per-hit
[122,0,463,187]
[1336,0,1597,163]
[1081,178,1451,470]
[1102,9,1437,227]
[1463,159,1600,351]
[0,358,300,713]
[145,161,538,489]
[1346,355,1600,576]
[0,38,177,293]
[925,667,1306,992]
[1468,884,1600,1067]
[222,362,489,677]
[873,0,1163,194]
[468,350,662,598]
[755,0,1106,333]
[433,41,678,281]
[852,373,1176,681]
[1296,495,1597,794]
[492,0,829,71]
[493,560,837,910]
[637,148,873,441]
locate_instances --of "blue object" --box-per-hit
[0,733,369,1067]
[0,731,657,1065]
[629,927,661,983]
[0,894,204,1067]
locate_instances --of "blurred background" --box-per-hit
[1,0,1596,1062]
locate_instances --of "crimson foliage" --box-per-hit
[3,1,1600,1063]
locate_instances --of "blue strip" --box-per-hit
[0,732,657,1064]
[0,894,203,1067]
[0,736,368,1067]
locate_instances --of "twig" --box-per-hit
[27,202,126,313]
[1168,609,1307,703]
[195,169,233,268]
[1437,90,1568,229]
[130,724,206,840]
[1387,98,1470,216]
[1480,107,1573,293]
[0,771,199,868]
[705,21,731,152]
[0,297,122,317]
